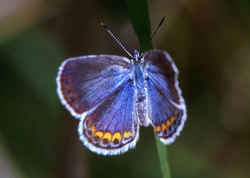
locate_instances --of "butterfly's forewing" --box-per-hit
[57,55,131,118]
[143,50,187,144]
[78,77,139,155]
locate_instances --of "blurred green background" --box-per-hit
[1,0,250,178]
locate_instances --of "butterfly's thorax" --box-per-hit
[132,63,149,126]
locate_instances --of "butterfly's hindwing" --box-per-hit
[78,78,139,155]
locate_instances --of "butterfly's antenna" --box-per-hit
[100,22,133,58]
[151,16,167,40]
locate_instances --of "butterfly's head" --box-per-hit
[132,49,143,64]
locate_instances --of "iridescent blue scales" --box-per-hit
[57,49,187,155]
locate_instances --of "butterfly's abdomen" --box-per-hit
[133,64,150,126]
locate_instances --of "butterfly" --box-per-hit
[56,22,187,156]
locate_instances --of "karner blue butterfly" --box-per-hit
[56,21,187,155]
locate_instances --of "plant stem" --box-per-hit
[154,133,172,178]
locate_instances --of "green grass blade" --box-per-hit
[125,0,152,51]
[154,133,172,178]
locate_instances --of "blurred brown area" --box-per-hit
[0,0,250,178]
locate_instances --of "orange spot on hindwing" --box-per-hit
[103,132,112,142]
[166,120,171,128]
[95,131,104,138]
[112,132,122,144]
[124,131,133,139]
[91,126,96,134]
[155,125,161,132]
[161,123,167,132]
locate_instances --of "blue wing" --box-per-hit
[57,55,131,118]
[143,50,187,145]
[78,78,139,155]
